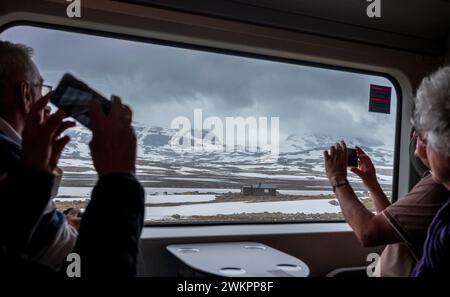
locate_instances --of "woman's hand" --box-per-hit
[350,146,378,189]
[324,141,348,183]
[66,208,81,231]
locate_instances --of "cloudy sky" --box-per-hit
[1,25,397,148]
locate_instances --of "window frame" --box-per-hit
[0,21,403,227]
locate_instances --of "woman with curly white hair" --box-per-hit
[411,65,450,276]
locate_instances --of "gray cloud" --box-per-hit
[1,25,397,146]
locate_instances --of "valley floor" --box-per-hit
[54,187,375,224]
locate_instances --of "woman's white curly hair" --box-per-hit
[412,65,450,156]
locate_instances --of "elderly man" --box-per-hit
[1,92,145,277]
[0,41,80,268]
[411,66,450,276]
[0,40,144,277]
[0,40,80,270]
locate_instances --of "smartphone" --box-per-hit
[347,148,358,167]
[50,73,111,129]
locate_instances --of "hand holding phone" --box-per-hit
[50,73,111,129]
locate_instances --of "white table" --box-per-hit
[167,241,310,277]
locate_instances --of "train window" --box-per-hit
[1,25,399,225]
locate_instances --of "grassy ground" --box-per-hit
[159,211,346,223]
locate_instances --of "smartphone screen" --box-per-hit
[347,148,358,167]
[50,73,111,129]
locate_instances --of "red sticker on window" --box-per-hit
[369,84,391,114]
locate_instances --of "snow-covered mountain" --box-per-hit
[63,122,393,163]
[59,122,394,187]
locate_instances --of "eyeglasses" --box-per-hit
[25,80,53,97]
[41,84,53,97]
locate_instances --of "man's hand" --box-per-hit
[324,141,348,183]
[21,93,75,174]
[350,146,379,189]
[66,208,81,231]
[89,96,136,177]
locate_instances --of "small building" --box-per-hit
[241,183,277,196]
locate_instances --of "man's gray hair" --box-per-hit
[412,65,450,155]
[0,40,35,99]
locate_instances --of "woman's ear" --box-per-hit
[415,137,430,168]
[18,80,33,114]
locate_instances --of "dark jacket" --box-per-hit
[0,133,145,276]
[0,168,145,277]
[73,173,145,277]
[0,132,70,261]
[0,161,56,251]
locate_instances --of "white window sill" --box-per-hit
[141,222,352,239]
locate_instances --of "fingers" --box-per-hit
[333,142,345,152]
[26,95,51,126]
[89,99,106,131]
[110,96,133,125]
[327,141,352,169]
[40,90,53,101]
[341,140,347,160]
[33,92,51,111]
[358,154,370,162]
[43,106,51,122]
[109,95,123,118]
[54,120,76,138]
[90,96,130,126]
[123,104,133,125]
[50,135,71,167]
[357,153,373,170]
[53,135,71,152]
[48,120,74,169]
[350,167,364,177]
[330,145,336,158]
[332,141,346,160]
[44,110,66,139]
[323,150,330,163]
[355,146,366,156]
